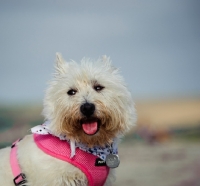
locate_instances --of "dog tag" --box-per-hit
[106,154,120,168]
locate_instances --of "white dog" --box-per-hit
[0,53,136,186]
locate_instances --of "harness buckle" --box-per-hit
[13,173,27,186]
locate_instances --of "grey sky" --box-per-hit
[0,0,200,104]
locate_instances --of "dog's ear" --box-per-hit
[55,53,67,75]
[101,55,118,73]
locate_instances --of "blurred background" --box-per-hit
[0,1,200,185]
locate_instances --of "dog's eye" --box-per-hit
[67,89,77,96]
[94,85,104,92]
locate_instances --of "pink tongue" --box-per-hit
[82,122,98,135]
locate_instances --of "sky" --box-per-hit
[0,0,200,104]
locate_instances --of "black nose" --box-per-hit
[80,103,95,117]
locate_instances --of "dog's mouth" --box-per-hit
[80,118,100,135]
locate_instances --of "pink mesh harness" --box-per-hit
[34,134,110,186]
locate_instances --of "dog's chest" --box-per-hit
[32,134,110,186]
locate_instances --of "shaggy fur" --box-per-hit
[0,53,136,186]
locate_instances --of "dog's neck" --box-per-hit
[31,121,118,161]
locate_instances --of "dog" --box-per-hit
[0,53,136,186]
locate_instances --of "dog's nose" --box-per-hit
[80,103,95,117]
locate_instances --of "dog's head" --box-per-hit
[43,53,136,146]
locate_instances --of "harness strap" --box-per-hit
[10,139,27,186]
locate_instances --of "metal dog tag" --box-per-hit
[106,154,120,168]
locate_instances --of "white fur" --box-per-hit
[0,53,136,186]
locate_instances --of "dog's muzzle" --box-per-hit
[80,103,100,135]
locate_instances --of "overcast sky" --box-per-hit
[0,0,200,104]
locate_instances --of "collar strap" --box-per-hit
[10,139,27,186]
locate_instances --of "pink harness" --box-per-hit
[10,134,110,186]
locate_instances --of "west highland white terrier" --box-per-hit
[0,53,136,186]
